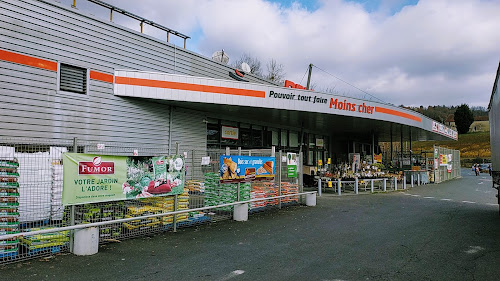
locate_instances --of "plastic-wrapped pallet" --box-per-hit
[204,173,251,211]
[50,146,66,221]
[15,152,52,223]
[1,157,20,259]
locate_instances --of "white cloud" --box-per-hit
[72,0,500,107]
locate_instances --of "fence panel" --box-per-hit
[1,140,305,264]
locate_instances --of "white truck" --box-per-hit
[489,61,500,215]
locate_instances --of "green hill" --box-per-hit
[414,131,491,165]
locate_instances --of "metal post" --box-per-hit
[167,32,170,43]
[355,178,358,194]
[318,178,322,197]
[110,9,113,21]
[299,151,303,194]
[72,0,76,8]
[371,179,374,193]
[173,195,178,232]
[338,179,341,196]
[371,132,375,164]
[306,63,313,90]
[278,150,282,209]
[383,178,387,192]
[69,137,78,253]
[173,142,180,232]
[237,147,241,202]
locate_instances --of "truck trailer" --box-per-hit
[489,61,500,215]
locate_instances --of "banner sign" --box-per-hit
[220,155,275,183]
[287,153,297,178]
[440,154,448,166]
[374,154,383,163]
[221,126,238,140]
[62,153,185,205]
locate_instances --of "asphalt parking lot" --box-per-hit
[1,169,499,281]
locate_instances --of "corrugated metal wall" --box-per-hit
[0,0,275,151]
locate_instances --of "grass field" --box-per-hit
[414,131,491,160]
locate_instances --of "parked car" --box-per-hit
[479,163,491,173]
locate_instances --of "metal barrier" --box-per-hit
[317,177,404,195]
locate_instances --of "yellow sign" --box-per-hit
[328,181,332,188]
[327,158,331,164]
[374,154,382,163]
[318,159,323,166]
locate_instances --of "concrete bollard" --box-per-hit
[233,203,248,221]
[73,227,99,256]
[305,193,316,206]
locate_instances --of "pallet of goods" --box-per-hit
[19,228,69,255]
[0,158,20,259]
[204,172,250,212]
[281,182,299,204]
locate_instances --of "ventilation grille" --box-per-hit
[60,64,87,94]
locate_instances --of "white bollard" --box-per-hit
[338,179,342,196]
[394,177,398,191]
[383,178,387,192]
[355,178,359,194]
[305,193,316,206]
[403,176,407,190]
[233,203,248,221]
[318,178,322,197]
[411,174,414,187]
[371,179,374,193]
[418,174,421,186]
[73,227,99,256]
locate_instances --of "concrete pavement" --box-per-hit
[1,169,499,281]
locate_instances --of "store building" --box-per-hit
[1,0,457,171]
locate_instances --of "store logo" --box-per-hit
[79,157,114,175]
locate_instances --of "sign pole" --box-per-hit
[173,143,179,233]
[69,137,78,253]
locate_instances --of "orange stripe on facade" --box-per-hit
[115,76,266,98]
[0,49,57,71]
[90,71,114,83]
[375,106,422,122]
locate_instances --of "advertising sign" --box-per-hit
[62,153,185,205]
[220,155,275,183]
[221,126,238,140]
[287,152,297,178]
[374,154,383,163]
[316,139,324,148]
[440,154,448,166]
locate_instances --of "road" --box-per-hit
[1,168,499,281]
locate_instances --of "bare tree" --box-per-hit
[232,53,263,77]
[265,59,285,84]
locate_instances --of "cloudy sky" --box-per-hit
[63,0,500,107]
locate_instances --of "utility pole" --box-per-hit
[306,63,313,90]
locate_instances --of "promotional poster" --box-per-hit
[220,155,275,183]
[62,153,185,205]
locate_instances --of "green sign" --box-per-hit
[287,152,298,178]
[62,153,185,205]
